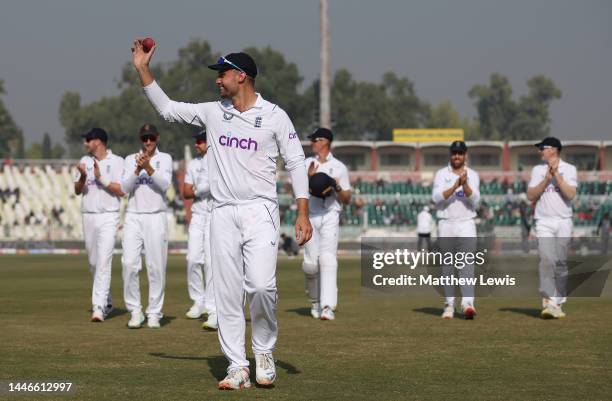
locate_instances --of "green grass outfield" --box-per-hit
[0,255,611,401]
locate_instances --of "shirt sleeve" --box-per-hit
[468,170,480,205]
[121,155,138,194]
[111,156,124,183]
[338,164,351,191]
[274,109,308,199]
[528,166,543,188]
[431,170,445,204]
[143,81,206,127]
[151,154,173,192]
[565,165,578,187]
[184,161,195,185]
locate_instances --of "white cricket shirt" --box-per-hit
[432,164,481,221]
[185,154,212,215]
[416,210,433,234]
[121,148,173,213]
[528,159,577,220]
[305,153,351,216]
[144,81,309,207]
[74,149,124,213]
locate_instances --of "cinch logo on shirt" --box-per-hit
[544,185,560,193]
[137,176,154,185]
[455,190,465,197]
[219,135,258,151]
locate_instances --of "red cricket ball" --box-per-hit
[142,37,155,53]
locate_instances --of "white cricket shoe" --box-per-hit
[310,303,321,319]
[462,305,476,320]
[91,306,104,322]
[185,303,207,319]
[127,311,145,329]
[541,303,566,319]
[320,306,335,321]
[218,368,251,390]
[255,353,276,386]
[147,315,161,329]
[441,305,454,319]
[202,312,218,330]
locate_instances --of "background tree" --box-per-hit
[41,133,52,159]
[0,80,25,158]
[469,73,561,140]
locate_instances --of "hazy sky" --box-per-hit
[1,0,610,146]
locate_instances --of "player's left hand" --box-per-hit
[295,213,313,246]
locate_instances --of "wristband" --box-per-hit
[98,176,111,187]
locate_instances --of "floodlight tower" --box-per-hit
[319,0,331,129]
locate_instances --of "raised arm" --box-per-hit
[132,38,204,127]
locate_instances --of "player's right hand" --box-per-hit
[307,161,318,177]
[131,38,155,70]
[77,163,86,177]
[295,213,313,246]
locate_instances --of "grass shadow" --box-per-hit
[499,307,541,318]
[412,307,443,317]
[286,307,311,317]
[149,353,301,382]
[160,315,176,327]
[105,307,127,320]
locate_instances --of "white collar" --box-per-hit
[316,152,334,163]
[220,93,265,112]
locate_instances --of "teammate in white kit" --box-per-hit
[132,41,312,390]
[183,129,217,330]
[527,137,577,319]
[432,141,480,320]
[120,123,173,329]
[74,128,124,322]
[302,128,351,321]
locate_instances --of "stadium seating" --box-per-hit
[2,162,610,241]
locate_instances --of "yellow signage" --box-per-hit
[393,129,464,143]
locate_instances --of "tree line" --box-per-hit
[0,39,562,159]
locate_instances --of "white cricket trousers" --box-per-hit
[438,219,477,308]
[186,212,216,313]
[210,201,280,372]
[122,212,168,319]
[302,212,340,309]
[82,212,119,308]
[535,217,572,305]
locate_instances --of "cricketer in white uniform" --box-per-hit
[132,43,312,390]
[74,128,124,322]
[302,128,351,321]
[416,206,433,251]
[183,129,217,330]
[432,141,480,320]
[120,123,173,329]
[527,137,577,319]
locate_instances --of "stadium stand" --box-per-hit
[2,139,611,241]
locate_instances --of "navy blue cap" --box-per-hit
[308,128,333,142]
[139,123,159,137]
[82,128,108,143]
[208,52,258,78]
[535,137,562,151]
[192,129,207,141]
[449,141,467,153]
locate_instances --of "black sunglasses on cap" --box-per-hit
[140,135,157,143]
